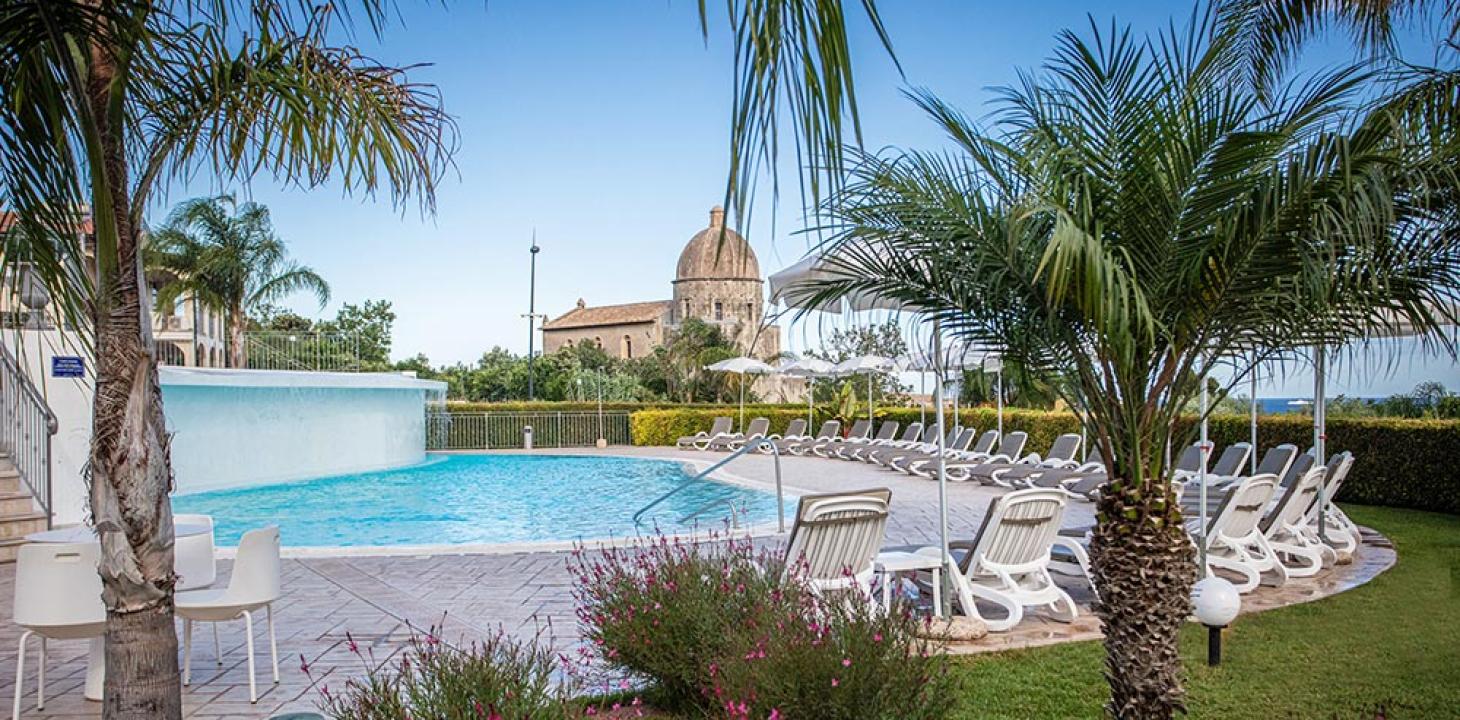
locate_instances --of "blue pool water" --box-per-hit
[172,454,784,548]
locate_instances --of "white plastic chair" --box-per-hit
[176,526,281,703]
[174,513,218,591]
[918,488,1077,631]
[11,542,107,720]
[1261,465,1331,576]
[782,489,892,600]
[1197,474,1283,593]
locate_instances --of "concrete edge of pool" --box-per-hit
[212,450,815,559]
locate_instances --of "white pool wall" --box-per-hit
[160,368,447,495]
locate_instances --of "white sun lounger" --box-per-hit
[717,417,771,451]
[915,488,1078,631]
[783,488,892,600]
[677,416,733,450]
[841,422,921,461]
[1195,473,1284,593]
[1260,464,1331,577]
[773,420,841,455]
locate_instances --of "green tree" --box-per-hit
[658,318,740,402]
[0,2,452,714]
[149,196,330,368]
[808,320,910,403]
[320,299,396,370]
[801,10,1459,717]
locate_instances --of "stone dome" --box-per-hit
[675,206,760,282]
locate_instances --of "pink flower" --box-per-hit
[831,677,840,687]
[873,632,883,643]
[769,710,782,720]
[842,657,852,667]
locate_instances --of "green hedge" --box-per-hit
[629,408,823,446]
[447,400,813,413]
[629,406,1460,515]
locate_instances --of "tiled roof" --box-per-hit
[542,300,670,330]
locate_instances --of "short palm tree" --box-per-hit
[149,196,329,368]
[798,9,1460,718]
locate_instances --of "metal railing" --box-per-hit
[0,342,56,527]
[427,411,631,450]
[632,438,785,533]
[243,331,362,372]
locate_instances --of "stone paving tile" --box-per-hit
[0,447,1395,717]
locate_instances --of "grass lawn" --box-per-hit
[949,505,1460,718]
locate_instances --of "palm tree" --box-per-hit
[149,196,330,368]
[0,2,889,716]
[798,9,1460,718]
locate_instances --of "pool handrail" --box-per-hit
[631,438,785,533]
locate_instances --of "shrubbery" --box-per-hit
[568,530,955,719]
[311,629,578,719]
[629,408,819,446]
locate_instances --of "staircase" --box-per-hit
[0,454,47,562]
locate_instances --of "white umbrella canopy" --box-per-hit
[768,240,907,314]
[705,356,778,432]
[832,354,899,375]
[778,356,836,428]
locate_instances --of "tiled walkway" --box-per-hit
[0,447,1394,718]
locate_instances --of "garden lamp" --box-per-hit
[1192,576,1241,666]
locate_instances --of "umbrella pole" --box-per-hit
[867,372,874,429]
[739,377,746,433]
[920,372,926,427]
[1198,369,1210,569]
[808,377,814,429]
[1314,345,1327,540]
[1250,368,1259,474]
[933,320,950,618]
[996,368,1004,438]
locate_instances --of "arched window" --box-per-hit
[157,342,185,366]
[714,301,724,321]
[623,335,633,359]
[683,299,691,320]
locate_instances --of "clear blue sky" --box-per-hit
[159,1,1458,399]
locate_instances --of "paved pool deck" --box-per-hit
[0,446,1394,718]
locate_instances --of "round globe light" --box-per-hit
[1191,576,1241,627]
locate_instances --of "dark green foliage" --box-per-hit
[629,408,823,446]
[314,630,576,720]
[569,531,955,719]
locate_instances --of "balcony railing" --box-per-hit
[243,331,362,372]
[0,342,56,527]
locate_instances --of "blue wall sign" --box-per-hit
[51,356,85,378]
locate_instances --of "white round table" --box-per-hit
[25,522,210,544]
[23,521,214,701]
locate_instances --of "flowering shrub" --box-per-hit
[313,628,577,720]
[569,530,955,718]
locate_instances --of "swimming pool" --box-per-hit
[171,454,785,549]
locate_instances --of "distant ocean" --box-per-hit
[1254,397,1379,414]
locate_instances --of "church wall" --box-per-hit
[542,321,663,359]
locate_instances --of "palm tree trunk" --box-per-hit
[1089,477,1196,720]
[85,22,184,720]
[229,308,247,368]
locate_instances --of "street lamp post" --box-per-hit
[525,239,541,400]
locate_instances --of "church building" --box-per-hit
[541,206,782,361]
